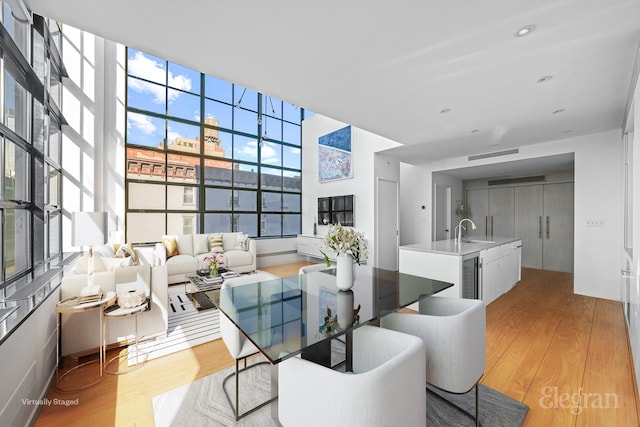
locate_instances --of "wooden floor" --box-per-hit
[35,264,639,426]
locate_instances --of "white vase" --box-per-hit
[337,290,355,329]
[336,252,354,291]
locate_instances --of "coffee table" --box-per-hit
[185,270,240,310]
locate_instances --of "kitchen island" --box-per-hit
[399,237,522,304]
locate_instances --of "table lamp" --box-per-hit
[72,212,108,296]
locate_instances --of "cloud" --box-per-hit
[128,51,192,104]
[240,140,259,158]
[127,112,157,135]
[261,142,279,164]
[239,140,280,164]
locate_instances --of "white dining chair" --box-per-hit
[219,273,277,420]
[278,325,426,427]
[381,296,486,427]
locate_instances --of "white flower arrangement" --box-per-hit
[321,223,368,266]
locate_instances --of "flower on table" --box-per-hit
[204,252,224,268]
[320,223,368,266]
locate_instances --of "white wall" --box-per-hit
[302,115,401,266]
[255,237,303,268]
[0,291,59,426]
[61,26,125,252]
[399,131,623,301]
[574,130,623,300]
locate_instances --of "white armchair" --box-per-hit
[278,325,426,427]
[381,296,486,426]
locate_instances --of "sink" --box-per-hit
[462,239,496,244]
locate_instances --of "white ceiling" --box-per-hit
[26,0,640,171]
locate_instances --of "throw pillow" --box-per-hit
[102,256,134,271]
[235,233,249,251]
[114,243,138,264]
[209,233,224,253]
[193,234,210,255]
[162,236,179,258]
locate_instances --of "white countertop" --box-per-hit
[400,236,521,257]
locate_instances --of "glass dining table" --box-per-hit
[207,264,453,422]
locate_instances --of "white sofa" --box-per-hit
[155,233,256,285]
[60,262,168,356]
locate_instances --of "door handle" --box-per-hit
[538,216,542,239]
[490,216,494,237]
[483,216,487,237]
[622,269,633,278]
[546,216,550,239]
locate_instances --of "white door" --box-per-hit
[542,182,574,273]
[489,187,515,238]
[376,179,399,270]
[514,185,544,269]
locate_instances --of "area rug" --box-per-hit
[127,288,221,365]
[426,383,529,426]
[152,348,528,427]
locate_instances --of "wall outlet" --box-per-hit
[586,219,605,227]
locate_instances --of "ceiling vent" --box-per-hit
[488,176,546,186]
[468,148,519,161]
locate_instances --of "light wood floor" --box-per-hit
[35,264,639,426]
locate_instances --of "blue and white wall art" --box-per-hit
[318,125,352,182]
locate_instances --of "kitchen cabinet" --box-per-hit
[466,187,514,238]
[514,183,574,272]
[399,237,521,304]
[480,245,504,304]
[480,240,521,305]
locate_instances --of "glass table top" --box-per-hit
[208,265,453,364]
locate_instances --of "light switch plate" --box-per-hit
[586,219,605,227]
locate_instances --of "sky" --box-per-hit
[125,49,304,173]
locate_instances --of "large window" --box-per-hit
[0,10,65,290]
[125,49,305,241]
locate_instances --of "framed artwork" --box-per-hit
[318,126,352,182]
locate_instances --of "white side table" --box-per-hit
[103,301,149,374]
[55,291,117,392]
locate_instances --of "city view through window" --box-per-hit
[125,49,312,242]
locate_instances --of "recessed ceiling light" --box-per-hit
[552,109,565,114]
[471,129,480,133]
[516,25,535,37]
[440,108,451,114]
[537,75,553,83]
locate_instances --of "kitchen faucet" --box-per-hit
[455,218,477,245]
